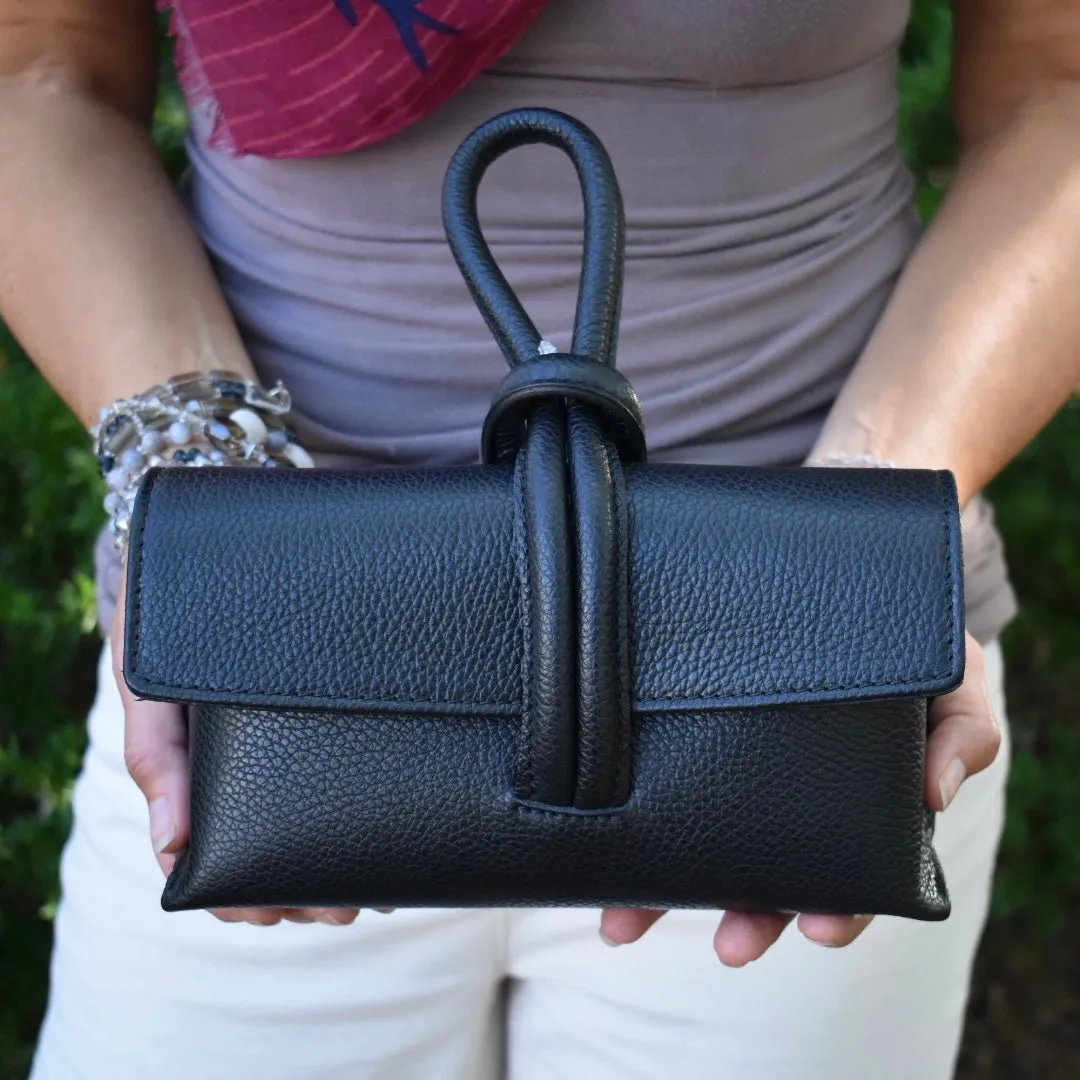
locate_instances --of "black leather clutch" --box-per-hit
[123,109,963,920]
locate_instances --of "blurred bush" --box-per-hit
[1,2,1078,1078]
[0,326,101,1078]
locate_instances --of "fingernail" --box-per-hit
[599,928,622,948]
[938,757,966,810]
[149,797,175,854]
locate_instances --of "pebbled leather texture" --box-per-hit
[127,460,960,919]
[125,464,963,714]
[124,108,965,920]
[164,697,945,918]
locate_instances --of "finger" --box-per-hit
[304,908,360,926]
[211,908,285,926]
[797,913,873,948]
[156,848,179,878]
[713,911,795,966]
[281,910,317,924]
[210,909,247,923]
[926,636,1002,811]
[599,907,666,946]
[245,911,284,927]
[211,907,359,926]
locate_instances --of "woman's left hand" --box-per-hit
[598,631,1002,964]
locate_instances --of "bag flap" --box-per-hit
[123,464,964,714]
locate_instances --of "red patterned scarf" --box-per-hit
[162,0,549,158]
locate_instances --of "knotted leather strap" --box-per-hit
[484,356,646,465]
[443,108,639,811]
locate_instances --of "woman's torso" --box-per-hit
[96,0,1016,641]
[185,0,916,466]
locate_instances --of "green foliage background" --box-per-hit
[1,2,1077,1077]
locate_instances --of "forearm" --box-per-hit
[0,74,254,428]
[809,85,1080,505]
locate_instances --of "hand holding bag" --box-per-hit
[123,109,962,919]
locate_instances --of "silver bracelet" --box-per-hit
[91,370,315,552]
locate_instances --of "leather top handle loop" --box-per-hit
[445,108,639,813]
[443,107,625,369]
[443,108,646,463]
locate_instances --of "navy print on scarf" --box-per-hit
[334,0,461,71]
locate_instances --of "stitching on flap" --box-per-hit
[514,449,535,799]
[609,442,632,800]
[129,467,159,676]
[940,470,961,677]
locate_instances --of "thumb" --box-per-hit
[111,590,190,872]
[599,907,667,946]
[121,692,191,870]
[926,633,1002,812]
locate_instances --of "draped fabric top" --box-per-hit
[96,0,1017,643]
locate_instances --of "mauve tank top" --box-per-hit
[96,0,1016,642]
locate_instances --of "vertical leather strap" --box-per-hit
[444,108,638,812]
[514,405,577,806]
[566,408,632,810]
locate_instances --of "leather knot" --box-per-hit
[482,354,647,464]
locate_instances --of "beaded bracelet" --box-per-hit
[91,370,315,552]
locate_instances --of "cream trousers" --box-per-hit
[32,641,1009,1080]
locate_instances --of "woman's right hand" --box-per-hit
[111,575,360,927]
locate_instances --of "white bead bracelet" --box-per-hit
[91,370,315,553]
